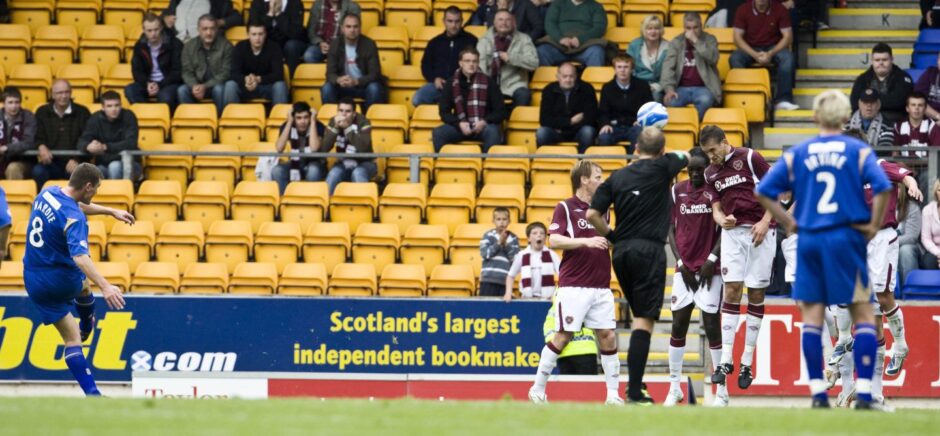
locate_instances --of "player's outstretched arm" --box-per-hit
[548,233,608,251]
[73,254,126,310]
[79,202,136,225]
[756,194,795,236]
[902,175,924,202]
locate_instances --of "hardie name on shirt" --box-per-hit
[34,202,57,223]
[804,141,847,171]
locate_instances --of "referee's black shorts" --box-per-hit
[612,238,667,320]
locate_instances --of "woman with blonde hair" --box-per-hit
[626,14,668,101]
[922,179,940,270]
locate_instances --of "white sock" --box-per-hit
[872,344,885,400]
[709,346,723,373]
[840,351,855,393]
[600,352,620,396]
[821,321,835,364]
[533,344,559,392]
[720,303,740,365]
[668,345,684,391]
[836,306,853,345]
[741,314,763,366]
[716,381,729,398]
[824,307,837,338]
[886,305,908,352]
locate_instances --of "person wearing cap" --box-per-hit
[845,87,895,150]
[850,42,913,125]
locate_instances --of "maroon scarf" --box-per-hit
[520,249,556,290]
[0,114,24,146]
[317,1,339,42]
[452,69,489,125]
[490,34,512,86]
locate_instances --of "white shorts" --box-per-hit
[720,226,777,288]
[867,228,899,295]
[670,274,723,314]
[555,286,616,331]
[782,234,798,283]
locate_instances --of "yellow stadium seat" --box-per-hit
[664,107,700,149]
[134,180,182,231]
[80,25,126,76]
[0,65,6,89]
[95,179,135,211]
[278,263,328,296]
[10,0,54,33]
[219,103,266,146]
[426,183,475,236]
[291,63,326,107]
[529,67,557,107]
[581,66,613,96]
[0,24,31,75]
[386,143,433,184]
[723,68,771,123]
[530,145,578,186]
[351,223,400,274]
[130,262,180,294]
[100,63,132,105]
[527,184,573,227]
[670,0,714,28]
[605,27,641,51]
[329,182,378,234]
[427,264,475,297]
[476,184,525,223]
[711,27,735,53]
[237,141,271,182]
[183,181,231,232]
[663,27,684,41]
[316,104,337,126]
[506,106,540,152]
[702,107,749,147]
[172,103,218,145]
[8,64,52,109]
[140,142,192,189]
[279,181,328,231]
[367,26,410,71]
[155,220,204,272]
[57,1,101,36]
[448,223,488,278]
[179,262,229,294]
[32,25,80,80]
[366,104,409,150]
[56,64,99,107]
[358,0,383,32]
[597,0,621,25]
[123,23,139,60]
[585,145,628,177]
[225,25,247,44]
[87,221,107,261]
[0,261,24,291]
[328,263,377,296]
[408,26,441,67]
[228,262,278,295]
[385,0,431,29]
[408,104,440,145]
[255,222,303,274]
[205,220,253,274]
[7,221,26,261]
[400,224,448,276]
[483,146,530,185]
[378,183,426,235]
[0,180,36,224]
[131,103,171,146]
[107,220,155,272]
[193,144,240,192]
[303,222,350,275]
[230,181,279,233]
[432,0,475,25]
[379,264,426,297]
[386,65,424,113]
[103,0,146,39]
[621,0,668,27]
[265,104,291,140]
[435,144,482,184]
[93,261,130,292]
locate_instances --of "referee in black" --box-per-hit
[587,127,688,405]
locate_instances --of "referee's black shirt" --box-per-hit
[590,152,688,243]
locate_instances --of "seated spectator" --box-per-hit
[126,13,184,110]
[0,87,37,180]
[484,0,545,41]
[845,88,895,149]
[705,0,745,28]
[77,91,141,180]
[249,0,307,74]
[272,102,324,194]
[413,7,479,107]
[913,51,940,122]
[894,92,940,159]
[626,15,668,101]
[924,0,940,29]
[322,97,376,195]
[898,198,923,288]
[598,55,653,149]
[923,180,940,269]
[432,47,508,152]
[303,0,361,63]
[477,9,538,108]
[33,80,91,188]
[162,0,243,42]
[479,207,520,297]
[224,20,290,105]
[322,13,387,112]
[504,221,558,302]
[661,13,720,121]
[178,14,233,114]
[851,43,913,125]
[729,0,798,111]
[536,0,607,67]
[536,62,597,152]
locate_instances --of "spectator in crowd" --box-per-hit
[480,207,520,297]
[626,15,668,101]
[272,102,324,194]
[126,13,184,109]
[0,87,37,180]
[322,98,376,195]
[536,62,597,152]
[851,43,914,125]
[922,180,940,269]
[413,6,479,107]
[845,88,895,149]
[78,91,141,180]
[913,51,940,122]
[598,54,653,149]
[303,0,361,63]
[705,0,746,28]
[504,221,560,302]
[922,0,940,29]
[249,0,307,74]
[162,0,243,41]
[484,0,545,41]
[729,0,798,111]
[898,197,923,288]
[178,14,233,114]
[432,47,507,152]
[661,13,720,121]
[537,0,608,67]
[33,80,91,188]
[322,13,387,112]
[894,92,940,158]
[477,9,539,108]
[224,20,290,105]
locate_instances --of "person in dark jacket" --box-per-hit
[850,43,914,125]
[33,80,91,188]
[77,91,140,180]
[484,0,544,41]
[0,87,37,180]
[536,62,597,152]
[126,13,184,110]
[162,0,243,41]
[223,20,290,104]
[322,13,387,112]
[598,54,654,150]
[178,14,234,114]
[413,6,478,106]
[303,0,361,63]
[432,47,508,152]
[249,0,307,74]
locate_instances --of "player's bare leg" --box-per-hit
[737,287,765,389]
[876,292,908,376]
[529,331,573,403]
[596,328,623,405]
[848,301,883,410]
[53,313,101,396]
[799,302,830,408]
[715,282,744,385]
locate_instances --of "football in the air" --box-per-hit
[636,102,669,129]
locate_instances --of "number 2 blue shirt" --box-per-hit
[23,186,90,273]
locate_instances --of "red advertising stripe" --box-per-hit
[268,379,408,398]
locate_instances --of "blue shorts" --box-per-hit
[0,188,11,228]
[25,267,86,325]
[794,227,873,306]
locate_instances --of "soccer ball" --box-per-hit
[637,102,669,129]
